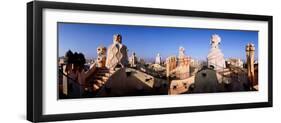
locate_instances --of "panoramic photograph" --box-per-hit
[57,22,259,99]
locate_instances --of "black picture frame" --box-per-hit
[27,1,273,122]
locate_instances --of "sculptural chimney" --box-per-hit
[207,34,226,71]
[246,43,255,89]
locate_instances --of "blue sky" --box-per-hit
[58,23,258,61]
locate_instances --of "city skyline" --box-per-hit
[58,22,258,61]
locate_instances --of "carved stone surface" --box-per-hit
[97,56,106,68]
[166,56,177,77]
[97,46,106,56]
[194,68,219,93]
[176,47,190,79]
[105,34,129,69]
[207,34,226,71]
[246,43,255,89]
[176,57,190,79]
[166,47,190,79]
[97,46,106,68]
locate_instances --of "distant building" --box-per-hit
[129,52,137,67]
[226,58,243,68]
[155,53,162,65]
[190,58,200,67]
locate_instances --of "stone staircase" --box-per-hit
[90,67,117,93]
